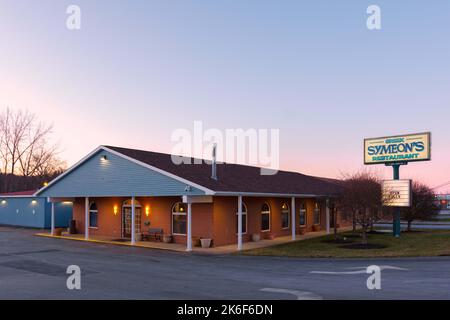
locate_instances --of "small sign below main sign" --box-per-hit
[364,132,431,165]
[382,179,412,207]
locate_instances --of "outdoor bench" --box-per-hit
[142,228,164,242]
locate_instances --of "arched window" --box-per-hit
[261,203,271,232]
[89,202,98,228]
[281,202,290,229]
[313,202,321,225]
[123,199,141,207]
[299,202,307,226]
[236,202,248,234]
[172,202,187,235]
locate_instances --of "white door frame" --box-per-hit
[121,200,142,239]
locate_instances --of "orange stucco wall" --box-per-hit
[72,196,213,245]
[71,196,349,247]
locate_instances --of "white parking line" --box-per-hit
[310,270,366,275]
[310,265,409,275]
[347,265,409,271]
[260,288,323,300]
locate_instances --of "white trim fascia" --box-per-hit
[102,146,215,195]
[35,146,215,197]
[182,195,213,204]
[48,197,76,203]
[0,195,39,199]
[213,191,332,198]
[34,146,105,196]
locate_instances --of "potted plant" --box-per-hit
[251,233,260,242]
[200,238,212,248]
[163,234,173,243]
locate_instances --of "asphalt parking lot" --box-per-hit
[1,226,450,299]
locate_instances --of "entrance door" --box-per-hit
[122,206,141,239]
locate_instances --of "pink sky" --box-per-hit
[1,1,449,193]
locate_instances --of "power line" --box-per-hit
[432,181,450,190]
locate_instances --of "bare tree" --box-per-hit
[337,171,384,245]
[0,108,65,191]
[401,182,440,231]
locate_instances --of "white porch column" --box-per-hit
[85,197,89,240]
[237,196,243,251]
[326,198,331,234]
[291,197,296,240]
[186,203,192,252]
[50,201,55,236]
[131,196,136,245]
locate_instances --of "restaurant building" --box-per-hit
[36,145,348,251]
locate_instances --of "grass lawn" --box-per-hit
[242,230,450,258]
[429,218,450,222]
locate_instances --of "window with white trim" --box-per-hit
[89,202,98,228]
[299,202,307,226]
[261,203,271,231]
[281,202,290,229]
[313,202,320,225]
[172,202,187,235]
[235,202,248,234]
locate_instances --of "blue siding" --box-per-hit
[44,202,73,228]
[38,150,206,197]
[0,197,72,228]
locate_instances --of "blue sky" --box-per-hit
[0,1,449,190]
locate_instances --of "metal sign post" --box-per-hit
[386,162,408,237]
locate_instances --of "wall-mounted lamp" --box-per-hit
[113,205,119,216]
[100,155,108,161]
[43,182,48,187]
[1,199,6,205]
[145,205,150,217]
[31,199,38,205]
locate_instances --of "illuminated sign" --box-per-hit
[382,180,412,207]
[364,132,431,165]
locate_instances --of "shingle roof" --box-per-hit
[0,189,38,197]
[105,146,342,196]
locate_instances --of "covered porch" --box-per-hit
[46,194,335,252]
[47,195,213,252]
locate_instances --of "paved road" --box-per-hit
[1,226,450,299]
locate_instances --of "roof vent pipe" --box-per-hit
[211,143,218,180]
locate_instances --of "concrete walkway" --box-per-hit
[35,227,353,254]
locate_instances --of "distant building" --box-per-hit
[435,194,450,213]
[0,190,72,229]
